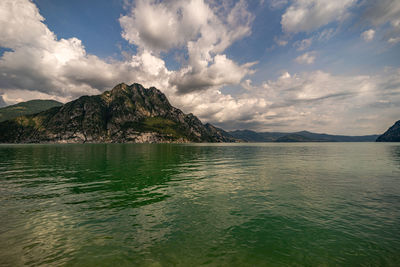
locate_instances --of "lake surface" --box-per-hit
[1,143,400,266]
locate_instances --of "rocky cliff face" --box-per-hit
[0,83,238,143]
[376,120,400,142]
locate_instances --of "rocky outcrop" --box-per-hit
[0,83,237,143]
[204,123,239,142]
[376,120,400,142]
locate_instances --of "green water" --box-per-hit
[1,143,400,266]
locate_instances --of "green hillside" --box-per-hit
[0,100,63,122]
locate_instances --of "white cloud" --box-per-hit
[361,29,375,42]
[237,69,400,135]
[119,0,210,53]
[363,0,400,43]
[274,36,289,46]
[170,55,256,94]
[0,95,6,107]
[388,37,400,44]
[241,79,254,91]
[0,89,70,105]
[363,0,400,27]
[0,0,262,131]
[0,0,137,100]
[168,68,400,135]
[295,51,316,64]
[281,0,356,33]
[119,0,255,94]
[1,0,399,136]
[317,28,336,41]
[1,0,255,104]
[269,0,289,9]
[294,37,313,50]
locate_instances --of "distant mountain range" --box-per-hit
[0,99,62,122]
[0,84,397,143]
[0,83,236,143]
[228,130,379,142]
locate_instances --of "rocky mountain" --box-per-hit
[0,99,62,122]
[376,120,400,142]
[229,130,379,142]
[0,83,238,143]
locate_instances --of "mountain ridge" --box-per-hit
[0,83,237,143]
[0,87,389,143]
[229,129,379,142]
[0,99,62,122]
[376,120,400,142]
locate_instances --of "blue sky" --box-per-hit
[0,0,399,134]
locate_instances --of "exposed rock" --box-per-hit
[0,83,237,143]
[204,123,240,142]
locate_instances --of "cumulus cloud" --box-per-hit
[269,0,289,10]
[274,36,289,46]
[168,68,400,135]
[281,0,356,33]
[363,0,400,27]
[245,69,400,134]
[0,0,261,130]
[317,28,336,41]
[170,88,268,129]
[1,0,255,104]
[1,0,399,136]
[119,0,210,53]
[170,55,256,94]
[241,79,255,91]
[388,37,400,44]
[294,37,313,50]
[361,29,375,42]
[363,0,400,43]
[0,89,71,105]
[0,0,142,101]
[119,0,255,94]
[295,51,316,64]
[0,95,6,107]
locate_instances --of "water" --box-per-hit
[1,143,400,266]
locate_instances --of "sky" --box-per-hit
[0,0,399,135]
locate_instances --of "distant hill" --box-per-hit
[0,100,63,122]
[376,120,400,142]
[228,130,280,142]
[275,134,324,142]
[0,83,238,143]
[229,130,379,142]
[291,131,379,142]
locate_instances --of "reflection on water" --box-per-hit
[391,145,400,167]
[1,143,400,266]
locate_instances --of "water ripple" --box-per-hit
[1,143,400,266]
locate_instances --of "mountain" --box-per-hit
[203,123,238,142]
[290,131,379,142]
[376,120,400,142]
[0,83,238,143]
[275,134,324,142]
[0,99,62,122]
[229,130,379,142]
[229,130,275,142]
